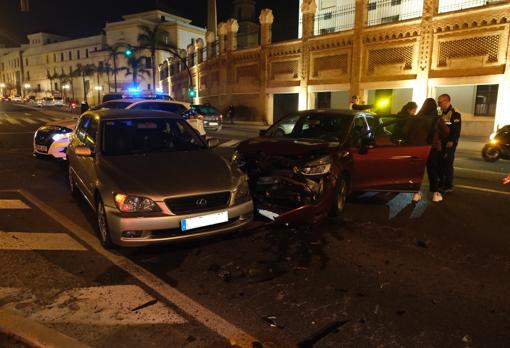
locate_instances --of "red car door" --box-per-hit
[350,115,434,192]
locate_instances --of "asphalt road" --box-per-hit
[1,102,510,347]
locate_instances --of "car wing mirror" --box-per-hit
[259,129,267,136]
[207,138,220,148]
[75,145,93,157]
[359,136,375,155]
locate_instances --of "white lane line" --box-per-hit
[0,199,30,209]
[20,117,38,124]
[36,117,53,124]
[219,139,241,148]
[2,114,21,125]
[0,285,186,325]
[18,189,257,347]
[0,232,87,251]
[455,166,507,176]
[456,185,510,196]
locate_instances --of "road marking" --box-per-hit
[36,117,53,124]
[456,185,510,196]
[0,232,87,251]
[219,139,241,148]
[0,131,35,135]
[21,117,38,124]
[0,285,186,325]
[16,189,258,347]
[455,166,507,176]
[1,114,21,125]
[24,113,31,116]
[0,199,31,209]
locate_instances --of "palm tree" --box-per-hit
[46,70,58,95]
[124,55,150,88]
[138,24,174,92]
[103,62,113,93]
[73,63,96,102]
[102,42,127,92]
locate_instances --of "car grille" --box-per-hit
[165,192,231,215]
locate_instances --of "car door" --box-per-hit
[70,114,98,202]
[350,115,434,192]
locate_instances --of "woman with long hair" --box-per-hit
[415,98,450,202]
[398,101,418,116]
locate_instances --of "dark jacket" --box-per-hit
[442,105,461,143]
[431,116,450,151]
[404,115,449,151]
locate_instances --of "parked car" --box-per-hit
[1,96,10,102]
[12,95,22,102]
[234,110,435,224]
[33,118,78,159]
[53,96,64,106]
[67,109,253,248]
[191,104,223,131]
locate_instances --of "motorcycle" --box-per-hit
[482,125,510,162]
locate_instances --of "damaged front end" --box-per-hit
[235,151,336,224]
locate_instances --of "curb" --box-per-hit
[0,309,91,348]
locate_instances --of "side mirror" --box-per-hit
[259,129,267,136]
[207,138,220,148]
[75,145,93,157]
[358,136,375,155]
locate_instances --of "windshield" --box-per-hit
[192,105,220,115]
[266,113,354,142]
[102,118,206,156]
[92,101,133,111]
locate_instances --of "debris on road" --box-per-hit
[462,335,472,343]
[262,315,284,329]
[297,320,349,348]
[130,299,158,312]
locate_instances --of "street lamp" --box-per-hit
[94,86,103,104]
[24,83,31,89]
[0,83,5,97]
[62,84,70,103]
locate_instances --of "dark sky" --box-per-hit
[0,0,298,46]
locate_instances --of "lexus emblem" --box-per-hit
[196,198,208,207]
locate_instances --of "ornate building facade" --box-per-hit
[163,0,510,135]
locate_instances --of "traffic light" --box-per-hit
[187,87,196,99]
[124,47,133,58]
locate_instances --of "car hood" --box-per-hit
[47,118,78,130]
[98,150,235,199]
[237,137,339,158]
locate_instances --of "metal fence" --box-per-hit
[314,2,357,34]
[367,0,423,26]
[438,0,507,13]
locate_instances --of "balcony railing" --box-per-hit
[314,2,357,34]
[438,0,507,13]
[367,0,424,26]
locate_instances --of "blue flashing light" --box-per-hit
[156,87,164,94]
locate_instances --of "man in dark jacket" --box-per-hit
[438,94,462,193]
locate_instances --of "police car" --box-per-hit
[33,118,78,160]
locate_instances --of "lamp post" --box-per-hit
[0,83,5,97]
[24,83,31,99]
[94,85,103,104]
[62,84,70,104]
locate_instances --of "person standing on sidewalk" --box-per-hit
[227,104,235,124]
[438,94,462,193]
[416,98,450,202]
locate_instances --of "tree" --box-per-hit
[46,70,58,95]
[137,24,175,92]
[73,63,95,102]
[102,42,127,92]
[124,55,150,87]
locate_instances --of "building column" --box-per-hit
[412,0,438,107]
[299,0,317,110]
[301,0,316,39]
[218,22,227,54]
[259,9,274,46]
[350,0,368,101]
[226,19,239,51]
[195,38,205,64]
[206,31,216,58]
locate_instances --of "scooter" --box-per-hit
[482,125,510,162]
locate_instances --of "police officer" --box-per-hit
[437,94,461,193]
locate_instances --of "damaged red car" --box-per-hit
[233,110,435,224]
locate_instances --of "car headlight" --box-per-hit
[233,175,251,205]
[231,150,246,169]
[299,156,332,176]
[52,133,69,141]
[114,194,161,213]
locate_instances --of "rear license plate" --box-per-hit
[35,145,48,152]
[208,122,218,126]
[181,211,228,231]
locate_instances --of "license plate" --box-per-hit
[181,211,228,231]
[208,122,218,126]
[35,145,47,152]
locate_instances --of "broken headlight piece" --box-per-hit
[298,155,332,176]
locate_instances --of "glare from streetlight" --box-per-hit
[94,86,103,91]
[62,84,70,90]
[0,83,5,88]
[24,83,31,89]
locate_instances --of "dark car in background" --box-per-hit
[191,104,223,131]
[234,110,435,224]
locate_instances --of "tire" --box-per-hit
[482,145,501,162]
[330,175,348,218]
[96,197,114,249]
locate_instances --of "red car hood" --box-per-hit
[237,137,339,158]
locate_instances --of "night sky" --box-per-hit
[0,0,298,46]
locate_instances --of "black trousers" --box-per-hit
[427,149,441,192]
[440,142,457,190]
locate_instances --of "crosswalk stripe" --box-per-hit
[0,199,31,209]
[36,117,53,123]
[2,115,21,125]
[21,117,38,124]
[0,232,87,251]
[219,139,241,148]
[0,285,187,325]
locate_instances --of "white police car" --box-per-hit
[33,118,78,160]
